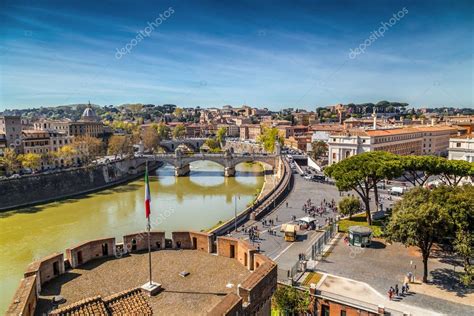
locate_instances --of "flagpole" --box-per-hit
[234,195,237,233]
[146,161,152,286]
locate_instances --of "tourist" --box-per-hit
[286,202,289,208]
[401,284,406,296]
[395,284,399,297]
[405,283,410,293]
[276,216,278,222]
[388,287,394,300]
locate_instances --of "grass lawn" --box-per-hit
[302,272,323,287]
[338,213,384,237]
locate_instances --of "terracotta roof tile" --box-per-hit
[50,288,152,316]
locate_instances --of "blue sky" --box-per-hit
[0,0,472,110]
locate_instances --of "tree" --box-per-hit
[56,145,77,166]
[338,196,360,219]
[173,107,184,118]
[258,127,284,153]
[1,148,20,174]
[107,135,133,158]
[311,141,328,161]
[142,127,159,152]
[325,152,402,225]
[156,123,171,140]
[399,155,441,187]
[71,136,103,165]
[216,127,227,145]
[437,159,473,186]
[172,124,186,139]
[272,286,310,314]
[386,187,451,282]
[204,138,221,153]
[18,153,42,171]
[439,185,474,286]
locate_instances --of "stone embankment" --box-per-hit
[210,157,293,236]
[0,158,161,211]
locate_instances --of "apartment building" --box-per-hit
[240,124,262,140]
[449,133,474,162]
[328,126,457,164]
[417,126,458,156]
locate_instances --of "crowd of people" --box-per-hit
[388,282,410,300]
[302,198,338,217]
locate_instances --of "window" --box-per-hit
[340,311,346,316]
[456,142,461,148]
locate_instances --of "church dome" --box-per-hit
[81,103,98,122]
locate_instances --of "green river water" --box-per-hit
[0,161,264,314]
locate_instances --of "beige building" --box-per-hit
[449,133,474,162]
[0,115,23,153]
[328,126,457,165]
[240,124,262,140]
[33,106,104,138]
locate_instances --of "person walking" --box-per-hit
[388,287,394,300]
[401,284,406,296]
[286,202,289,208]
[395,284,399,297]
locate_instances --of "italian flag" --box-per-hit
[145,166,151,219]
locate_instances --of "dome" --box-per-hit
[81,104,98,122]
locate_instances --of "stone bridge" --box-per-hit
[159,138,207,152]
[139,151,280,177]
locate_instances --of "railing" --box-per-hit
[277,223,337,282]
[307,223,337,260]
[210,157,292,236]
[147,153,276,159]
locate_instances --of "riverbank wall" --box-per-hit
[0,158,161,211]
[210,157,293,236]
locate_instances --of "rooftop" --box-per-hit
[37,250,251,315]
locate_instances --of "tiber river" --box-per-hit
[0,161,265,314]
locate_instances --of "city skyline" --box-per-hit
[1,0,473,110]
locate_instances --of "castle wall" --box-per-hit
[24,253,64,291]
[66,238,115,269]
[123,232,165,253]
[207,293,243,316]
[6,275,37,316]
[238,261,277,315]
[9,231,277,316]
[216,237,255,270]
[189,231,213,253]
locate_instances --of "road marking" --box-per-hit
[271,242,295,261]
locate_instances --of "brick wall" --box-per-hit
[123,232,165,253]
[207,293,243,316]
[66,238,115,268]
[172,231,212,252]
[189,231,212,253]
[238,262,277,315]
[316,299,377,316]
[217,237,256,270]
[6,275,37,316]
[24,253,64,290]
